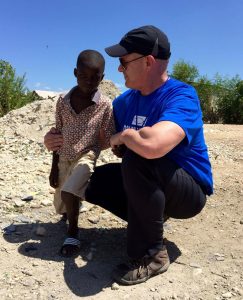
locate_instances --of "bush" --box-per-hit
[216,76,243,124]
[192,77,219,123]
[171,60,217,122]
[0,60,40,117]
[171,60,199,83]
[171,60,242,124]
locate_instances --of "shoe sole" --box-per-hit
[113,261,170,286]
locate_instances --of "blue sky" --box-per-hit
[1,0,243,92]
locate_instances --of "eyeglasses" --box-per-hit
[119,55,146,70]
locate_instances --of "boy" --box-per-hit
[49,50,114,257]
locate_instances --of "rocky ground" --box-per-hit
[0,82,242,300]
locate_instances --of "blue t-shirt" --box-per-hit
[113,78,213,195]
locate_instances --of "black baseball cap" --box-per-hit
[105,25,171,60]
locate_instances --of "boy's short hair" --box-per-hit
[76,50,105,72]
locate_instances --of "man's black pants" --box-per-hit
[85,150,206,259]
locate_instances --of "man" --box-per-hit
[44,25,213,285]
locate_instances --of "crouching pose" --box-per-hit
[45,26,213,285]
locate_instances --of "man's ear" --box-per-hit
[147,55,156,67]
[100,74,104,81]
[74,68,77,78]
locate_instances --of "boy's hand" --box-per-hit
[112,144,127,158]
[44,127,63,151]
[110,132,123,149]
[49,168,59,188]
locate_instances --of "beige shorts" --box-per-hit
[53,151,96,214]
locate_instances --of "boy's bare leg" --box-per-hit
[60,191,80,256]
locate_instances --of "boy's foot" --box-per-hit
[59,237,80,257]
[112,245,170,285]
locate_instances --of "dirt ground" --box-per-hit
[0,106,242,300]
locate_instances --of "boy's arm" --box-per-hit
[44,127,63,152]
[99,128,107,150]
[45,97,63,151]
[49,151,59,188]
[55,96,63,133]
[49,96,63,188]
[99,103,127,157]
[99,103,116,150]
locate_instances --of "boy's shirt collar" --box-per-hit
[62,86,101,104]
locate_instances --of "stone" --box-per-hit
[231,287,242,295]
[22,278,35,287]
[111,282,119,290]
[14,200,25,207]
[14,215,32,223]
[22,270,33,276]
[216,256,225,261]
[88,216,100,224]
[222,292,232,298]
[21,195,34,201]
[189,262,201,268]
[80,205,88,213]
[40,199,52,206]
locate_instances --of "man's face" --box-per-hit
[118,53,147,90]
[74,64,104,95]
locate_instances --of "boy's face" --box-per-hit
[74,64,104,96]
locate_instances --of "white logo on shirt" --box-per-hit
[132,115,147,127]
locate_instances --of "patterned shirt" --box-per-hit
[56,86,115,161]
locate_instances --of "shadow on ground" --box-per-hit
[3,221,181,297]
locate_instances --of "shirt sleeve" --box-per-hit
[55,97,63,132]
[101,101,116,148]
[159,86,203,145]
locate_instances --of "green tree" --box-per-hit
[193,76,219,123]
[171,60,199,83]
[171,60,216,122]
[0,60,39,116]
[171,60,243,124]
[215,75,243,124]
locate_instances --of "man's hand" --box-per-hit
[115,122,185,159]
[44,127,63,151]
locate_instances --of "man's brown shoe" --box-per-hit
[112,245,170,285]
